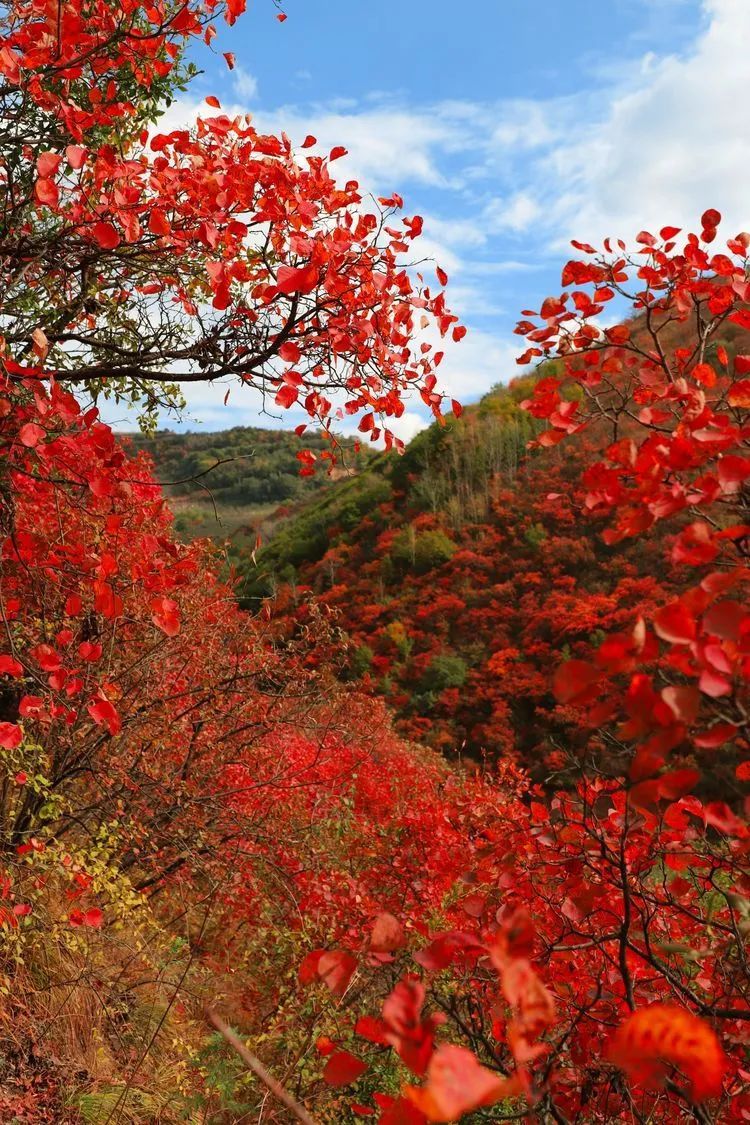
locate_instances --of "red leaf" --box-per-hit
[701,208,721,230]
[91,222,120,250]
[298,949,323,985]
[703,599,743,641]
[278,341,301,363]
[275,384,299,409]
[552,659,600,704]
[205,95,221,108]
[658,768,699,800]
[718,455,750,490]
[36,152,61,179]
[694,722,738,748]
[329,146,347,161]
[0,723,22,750]
[660,685,700,724]
[317,950,357,996]
[35,178,59,206]
[19,423,45,447]
[704,801,746,835]
[653,602,696,645]
[413,931,483,971]
[404,1045,519,1122]
[151,596,180,637]
[322,1050,367,1087]
[379,1098,428,1125]
[370,911,405,952]
[355,1015,390,1045]
[381,977,445,1076]
[69,908,103,927]
[692,363,716,387]
[87,698,121,736]
[149,210,171,237]
[0,656,23,677]
[276,263,319,295]
[66,145,88,169]
[728,378,750,409]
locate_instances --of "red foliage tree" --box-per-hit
[1,0,460,447]
[303,216,749,1123]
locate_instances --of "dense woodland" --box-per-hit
[126,426,369,543]
[0,0,748,1123]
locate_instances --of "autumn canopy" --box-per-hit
[0,0,747,1121]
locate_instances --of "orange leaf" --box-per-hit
[317,950,357,996]
[405,1045,519,1122]
[370,912,405,952]
[608,1004,727,1102]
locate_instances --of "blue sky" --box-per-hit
[111,0,750,439]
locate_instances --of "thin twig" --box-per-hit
[205,1007,320,1125]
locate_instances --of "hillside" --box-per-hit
[123,425,372,548]
[227,374,685,774]
[4,0,749,1116]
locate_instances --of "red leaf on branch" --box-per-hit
[275,384,299,409]
[653,602,697,645]
[87,698,121,736]
[151,597,180,637]
[18,423,45,447]
[276,264,319,295]
[91,222,120,249]
[0,656,23,677]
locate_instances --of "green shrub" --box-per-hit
[421,653,468,693]
[390,529,456,574]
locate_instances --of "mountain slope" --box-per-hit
[234,374,672,770]
[123,425,371,548]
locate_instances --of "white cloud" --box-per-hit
[342,410,428,444]
[426,327,520,401]
[484,192,542,234]
[130,0,750,438]
[531,0,750,242]
[256,104,470,190]
[232,66,259,101]
[490,99,559,151]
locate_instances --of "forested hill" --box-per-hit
[122,425,371,545]
[132,313,746,777]
[227,316,748,773]
[215,370,692,778]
